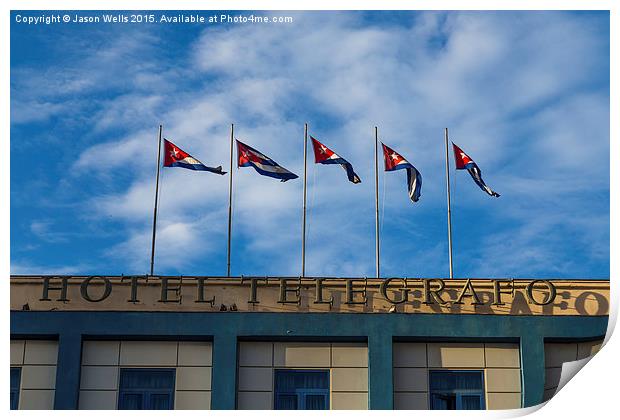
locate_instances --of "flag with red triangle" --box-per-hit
[163,139,225,175]
[452,143,500,197]
[382,143,422,203]
[237,140,298,182]
[310,136,361,184]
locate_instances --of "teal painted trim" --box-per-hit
[211,334,238,409]
[368,331,393,409]
[520,335,545,408]
[11,312,608,410]
[53,333,82,409]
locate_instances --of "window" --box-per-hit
[274,370,330,410]
[10,367,21,410]
[429,370,485,410]
[118,369,175,410]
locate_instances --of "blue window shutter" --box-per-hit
[305,394,328,410]
[118,369,175,410]
[429,370,485,410]
[431,393,456,410]
[10,368,21,410]
[275,394,298,409]
[150,393,173,410]
[119,393,143,410]
[274,370,330,410]
[459,394,484,410]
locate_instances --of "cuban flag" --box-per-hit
[452,143,500,197]
[382,143,422,203]
[237,140,298,182]
[163,139,226,174]
[310,136,361,184]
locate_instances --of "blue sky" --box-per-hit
[10,10,610,278]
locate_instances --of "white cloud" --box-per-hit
[29,220,64,243]
[105,211,229,274]
[11,100,67,124]
[11,261,92,275]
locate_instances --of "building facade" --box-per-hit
[10,276,609,410]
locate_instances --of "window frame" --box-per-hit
[117,368,176,410]
[10,367,21,410]
[428,369,486,410]
[273,369,330,410]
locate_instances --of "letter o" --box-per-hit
[526,280,556,305]
[575,291,609,316]
[80,276,112,302]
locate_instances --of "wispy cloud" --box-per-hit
[10,261,93,275]
[29,220,70,243]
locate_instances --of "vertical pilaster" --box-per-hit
[53,333,82,409]
[210,333,238,409]
[368,332,393,409]
[520,335,546,408]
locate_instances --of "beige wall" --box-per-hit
[543,339,603,402]
[393,342,521,410]
[10,340,58,410]
[79,340,212,409]
[237,341,368,410]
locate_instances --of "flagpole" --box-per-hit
[302,123,308,277]
[374,126,380,279]
[149,124,163,276]
[445,127,454,279]
[227,123,234,277]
